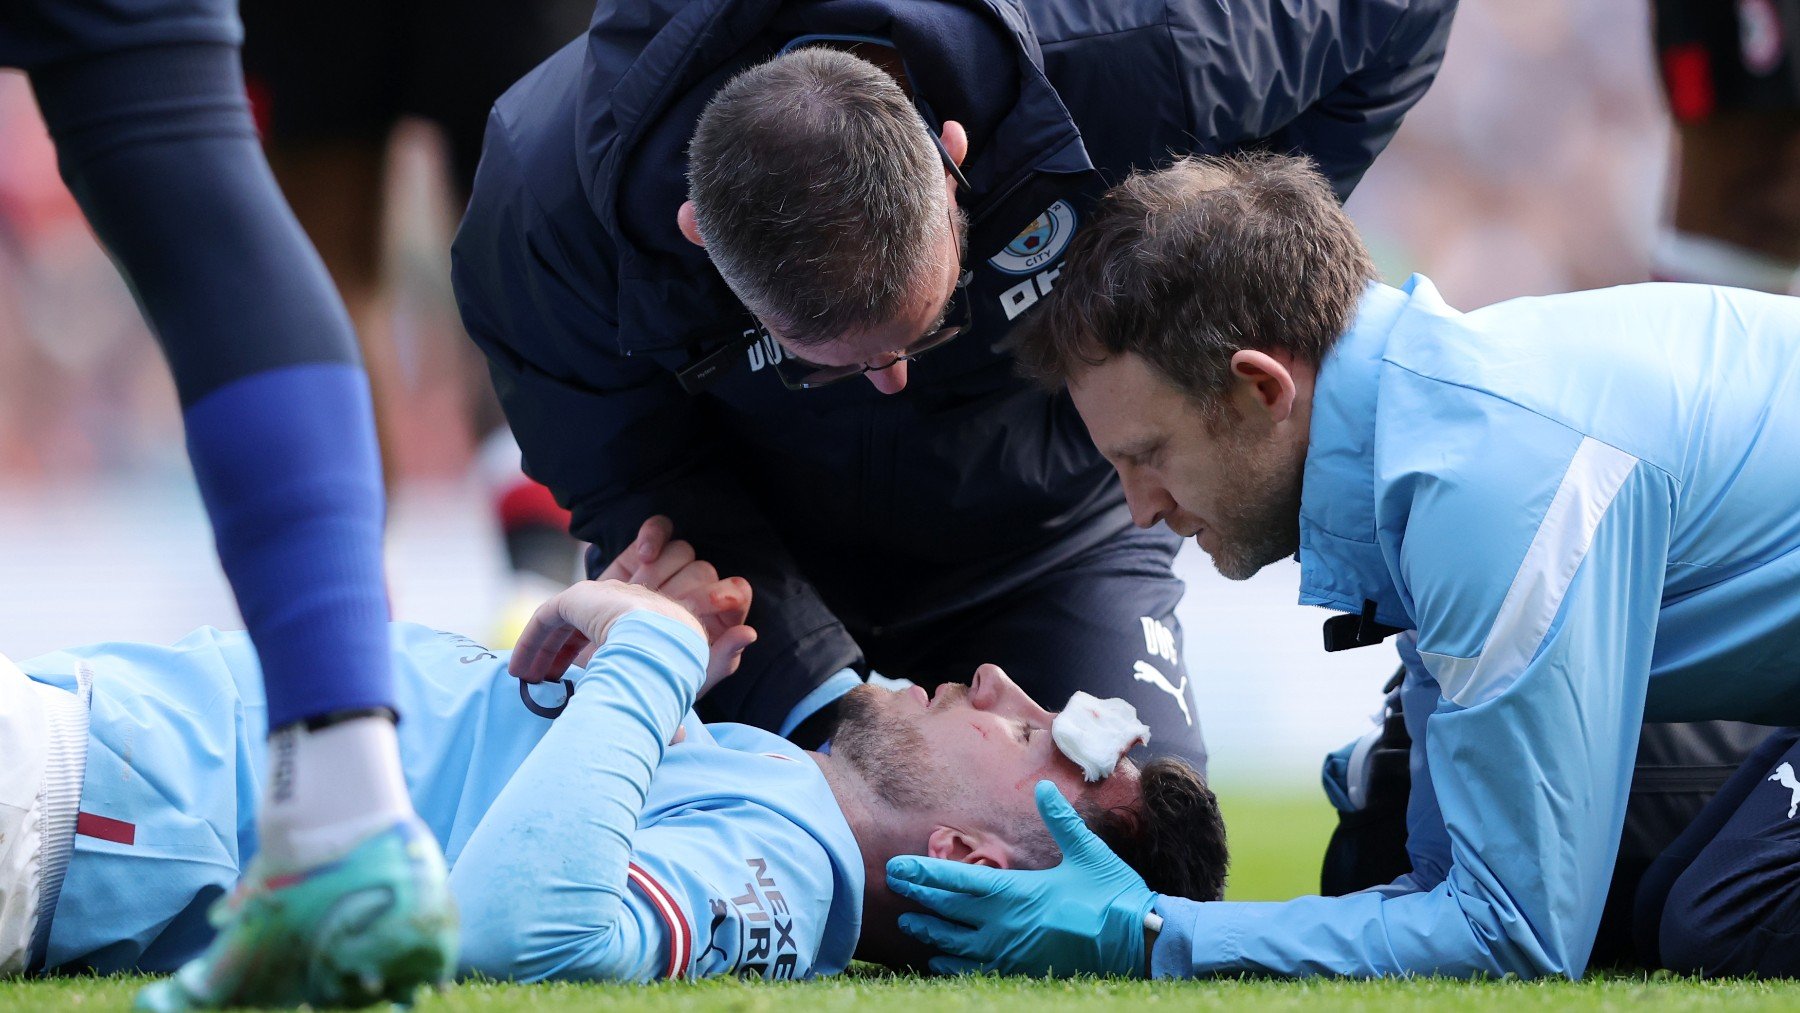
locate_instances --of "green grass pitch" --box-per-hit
[6,788,1796,1010]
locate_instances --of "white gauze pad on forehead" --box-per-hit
[1052,691,1151,782]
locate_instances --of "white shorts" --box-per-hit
[0,654,88,974]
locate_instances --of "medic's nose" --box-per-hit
[866,359,909,395]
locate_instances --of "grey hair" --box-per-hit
[687,47,949,347]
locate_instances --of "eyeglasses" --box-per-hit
[677,130,973,395]
[769,261,972,390]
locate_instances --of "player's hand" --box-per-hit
[594,516,758,695]
[886,781,1157,977]
[596,517,729,619]
[594,516,682,584]
[508,579,705,685]
[688,577,756,699]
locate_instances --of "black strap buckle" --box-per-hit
[1323,599,1406,653]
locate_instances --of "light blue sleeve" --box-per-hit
[1353,632,1451,900]
[448,611,707,983]
[1153,437,1674,978]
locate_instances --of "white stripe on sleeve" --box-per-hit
[1438,437,1639,708]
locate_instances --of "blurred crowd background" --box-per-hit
[0,0,1680,781]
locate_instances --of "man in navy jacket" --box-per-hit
[451,0,1458,761]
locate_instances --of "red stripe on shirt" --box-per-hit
[627,863,691,979]
[76,812,136,844]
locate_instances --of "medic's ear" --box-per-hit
[677,201,705,248]
[939,120,968,168]
[926,826,1017,870]
[1227,348,1299,424]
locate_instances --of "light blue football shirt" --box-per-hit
[23,614,862,980]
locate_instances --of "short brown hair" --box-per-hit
[1009,757,1230,901]
[688,48,948,346]
[1087,757,1229,900]
[1013,153,1375,417]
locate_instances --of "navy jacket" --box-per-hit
[452,0,1457,730]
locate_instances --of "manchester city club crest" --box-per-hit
[987,200,1078,275]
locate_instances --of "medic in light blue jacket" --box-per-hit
[24,615,861,981]
[1149,276,1800,978]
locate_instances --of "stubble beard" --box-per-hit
[1207,425,1306,581]
[831,686,955,812]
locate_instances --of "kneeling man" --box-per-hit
[0,580,1223,988]
[889,152,1800,979]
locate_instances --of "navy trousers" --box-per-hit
[1637,727,1800,977]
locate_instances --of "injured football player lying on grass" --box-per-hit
[1,579,1227,983]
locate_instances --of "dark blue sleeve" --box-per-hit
[30,42,391,726]
[1163,0,1458,199]
[1259,0,1458,199]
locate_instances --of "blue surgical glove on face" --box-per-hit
[886,780,1158,977]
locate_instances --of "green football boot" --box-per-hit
[135,818,457,1011]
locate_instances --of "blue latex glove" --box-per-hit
[886,781,1157,977]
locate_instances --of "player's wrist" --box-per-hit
[597,610,711,688]
[601,607,704,644]
[591,594,705,646]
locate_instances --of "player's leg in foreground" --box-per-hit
[21,37,454,1007]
